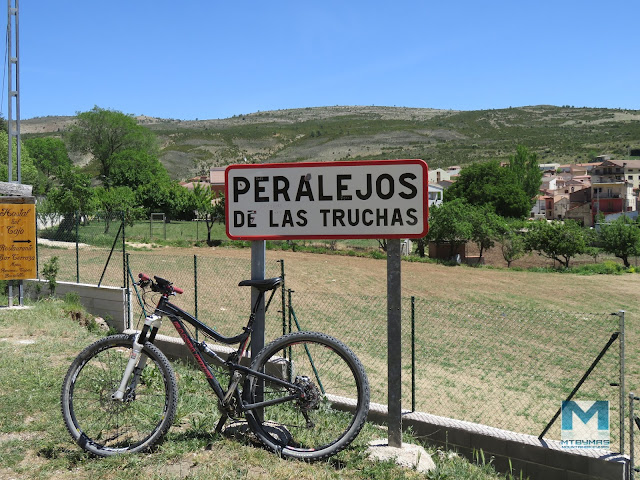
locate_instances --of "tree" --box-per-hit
[598,215,640,268]
[24,137,72,178]
[109,149,170,190]
[426,199,474,259]
[43,166,94,239]
[135,180,197,220]
[507,145,543,201]
[0,130,43,193]
[45,167,94,214]
[92,186,137,233]
[65,106,156,185]
[444,159,531,219]
[192,183,225,245]
[469,206,506,259]
[524,220,587,268]
[499,220,527,267]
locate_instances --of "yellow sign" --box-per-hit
[0,199,37,280]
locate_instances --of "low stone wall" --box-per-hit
[367,406,628,480]
[25,280,129,332]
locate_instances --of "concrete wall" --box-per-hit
[25,280,129,332]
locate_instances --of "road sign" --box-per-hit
[225,159,428,240]
[0,197,37,280]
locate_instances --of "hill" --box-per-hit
[21,105,640,181]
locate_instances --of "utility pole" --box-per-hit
[7,0,22,306]
[7,0,21,183]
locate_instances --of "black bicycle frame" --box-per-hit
[138,289,301,411]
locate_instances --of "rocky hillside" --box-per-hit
[22,105,640,181]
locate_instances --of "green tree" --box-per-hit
[524,220,587,268]
[192,183,225,244]
[426,198,474,259]
[42,166,94,239]
[135,180,196,221]
[45,167,94,214]
[499,220,527,267]
[598,215,640,268]
[507,145,543,201]
[0,130,43,193]
[24,137,72,178]
[109,149,170,190]
[92,186,137,233]
[469,206,506,259]
[65,106,156,185]
[444,159,531,218]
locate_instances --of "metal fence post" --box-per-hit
[125,253,131,329]
[620,310,626,454]
[630,392,636,480]
[279,259,286,337]
[194,255,198,319]
[75,211,80,283]
[411,295,416,413]
[122,211,126,288]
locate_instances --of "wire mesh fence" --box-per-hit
[285,289,624,447]
[36,211,126,287]
[34,209,628,452]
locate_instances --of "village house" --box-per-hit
[590,159,640,223]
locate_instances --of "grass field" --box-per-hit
[0,298,513,480]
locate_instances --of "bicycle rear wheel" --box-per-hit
[61,334,178,456]
[244,331,369,461]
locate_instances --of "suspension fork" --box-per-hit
[112,313,162,401]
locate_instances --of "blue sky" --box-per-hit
[3,0,639,120]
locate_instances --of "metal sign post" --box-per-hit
[225,159,428,447]
[387,238,402,447]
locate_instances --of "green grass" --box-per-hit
[0,298,512,479]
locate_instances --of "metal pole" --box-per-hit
[387,238,402,447]
[411,295,415,413]
[630,392,635,480]
[75,211,80,283]
[251,240,266,418]
[194,255,198,341]
[121,211,126,289]
[279,259,286,337]
[620,310,626,454]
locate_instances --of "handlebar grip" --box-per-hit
[172,286,184,295]
[138,273,151,282]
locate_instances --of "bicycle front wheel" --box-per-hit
[61,334,178,456]
[244,331,370,461]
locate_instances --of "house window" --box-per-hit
[629,175,633,181]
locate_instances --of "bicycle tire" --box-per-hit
[61,334,178,456]
[244,331,369,461]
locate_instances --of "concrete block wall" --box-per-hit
[25,280,129,332]
[366,406,628,480]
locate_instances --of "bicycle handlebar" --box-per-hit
[137,272,183,295]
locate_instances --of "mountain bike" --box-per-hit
[61,273,370,461]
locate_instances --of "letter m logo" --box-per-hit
[561,400,609,433]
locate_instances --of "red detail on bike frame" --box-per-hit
[172,319,214,379]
